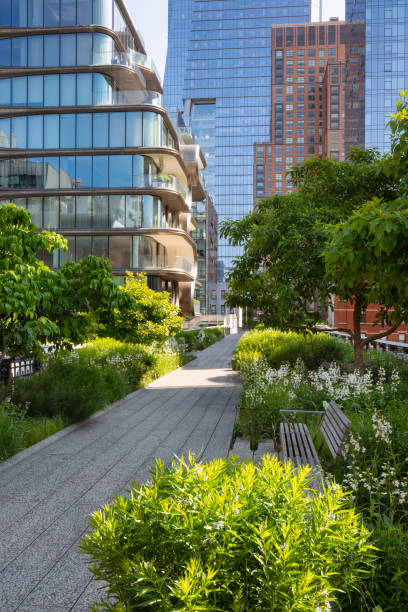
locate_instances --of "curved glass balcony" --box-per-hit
[0,33,158,78]
[1,195,179,230]
[0,110,175,150]
[0,72,166,109]
[0,156,188,202]
[43,234,194,277]
[133,174,187,201]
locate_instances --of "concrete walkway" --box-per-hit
[0,333,242,611]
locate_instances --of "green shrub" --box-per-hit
[11,339,186,425]
[338,519,408,611]
[0,399,26,460]
[23,414,67,447]
[233,328,353,371]
[78,338,155,389]
[13,351,130,422]
[174,327,224,352]
[82,455,374,611]
[0,397,66,461]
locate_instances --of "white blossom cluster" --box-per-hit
[243,358,395,406]
[342,411,408,507]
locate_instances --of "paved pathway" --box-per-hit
[0,333,242,611]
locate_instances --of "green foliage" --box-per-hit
[10,339,185,426]
[221,134,408,370]
[324,197,408,329]
[174,327,224,352]
[82,454,374,611]
[386,90,408,194]
[363,520,408,611]
[107,272,183,347]
[12,351,130,422]
[234,329,408,608]
[77,338,155,389]
[0,398,66,461]
[233,328,352,371]
[0,204,129,361]
[220,149,397,333]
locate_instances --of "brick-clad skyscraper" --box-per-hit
[254,19,365,201]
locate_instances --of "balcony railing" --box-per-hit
[163,256,194,275]
[135,255,194,276]
[133,174,188,201]
[92,50,159,77]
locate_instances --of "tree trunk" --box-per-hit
[353,301,364,375]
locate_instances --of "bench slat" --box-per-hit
[299,423,319,465]
[329,400,351,428]
[320,421,339,459]
[280,423,319,467]
[320,402,351,461]
[281,401,350,470]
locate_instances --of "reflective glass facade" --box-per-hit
[0,0,200,315]
[0,75,162,108]
[3,195,178,229]
[347,0,408,151]
[0,112,174,149]
[0,0,140,51]
[164,0,311,276]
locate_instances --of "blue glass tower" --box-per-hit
[347,0,408,151]
[164,0,311,279]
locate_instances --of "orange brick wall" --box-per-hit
[333,295,408,343]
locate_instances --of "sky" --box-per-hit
[127,0,346,84]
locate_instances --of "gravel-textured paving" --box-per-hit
[0,333,243,611]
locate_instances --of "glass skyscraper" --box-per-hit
[164,0,311,279]
[347,0,408,151]
[0,0,203,316]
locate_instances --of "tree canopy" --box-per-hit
[108,272,183,346]
[0,204,130,362]
[221,99,408,372]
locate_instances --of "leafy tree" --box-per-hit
[0,204,129,364]
[221,145,406,372]
[324,197,408,372]
[108,272,183,346]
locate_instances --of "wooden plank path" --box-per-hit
[0,333,243,611]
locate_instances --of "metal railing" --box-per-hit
[133,174,188,201]
[0,357,38,386]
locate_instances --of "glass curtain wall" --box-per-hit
[164,0,311,278]
[347,0,408,152]
[0,0,138,52]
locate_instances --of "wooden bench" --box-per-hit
[280,401,352,471]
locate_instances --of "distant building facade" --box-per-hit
[191,195,218,315]
[0,0,202,316]
[164,0,312,287]
[334,0,408,342]
[347,0,408,151]
[254,19,365,200]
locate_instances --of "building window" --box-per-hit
[210,304,216,314]
[211,289,216,300]
[221,304,225,314]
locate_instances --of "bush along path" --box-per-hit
[0,332,242,611]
